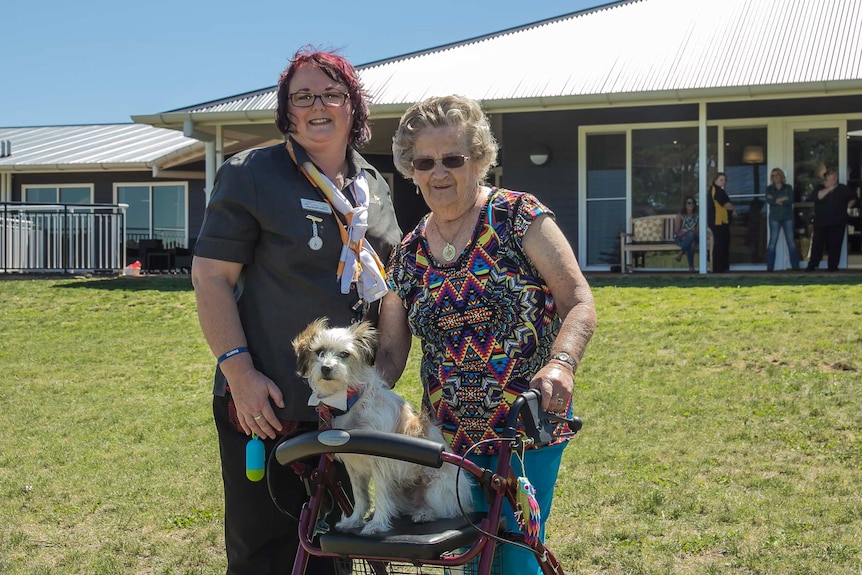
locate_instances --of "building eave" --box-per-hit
[1,162,157,173]
[370,80,862,118]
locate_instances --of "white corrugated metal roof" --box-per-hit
[151,0,862,121]
[164,87,279,116]
[360,0,862,106]
[0,124,204,172]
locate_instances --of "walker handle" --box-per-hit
[504,389,583,446]
[275,429,445,469]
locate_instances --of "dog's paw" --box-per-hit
[336,515,366,532]
[411,509,435,523]
[360,518,391,535]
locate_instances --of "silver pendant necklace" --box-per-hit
[442,242,458,262]
[432,216,460,262]
[430,190,487,263]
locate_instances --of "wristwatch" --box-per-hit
[551,352,576,370]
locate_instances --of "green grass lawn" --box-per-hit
[1,274,860,574]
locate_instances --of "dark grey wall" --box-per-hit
[501,104,699,249]
[499,94,862,250]
[363,153,427,236]
[709,94,862,119]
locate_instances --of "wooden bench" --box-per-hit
[619,214,711,272]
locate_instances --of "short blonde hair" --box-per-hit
[770,167,786,185]
[392,95,498,183]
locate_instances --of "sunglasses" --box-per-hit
[411,155,470,171]
[686,201,694,205]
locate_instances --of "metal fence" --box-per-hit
[1,202,127,274]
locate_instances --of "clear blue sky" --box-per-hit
[0,0,605,127]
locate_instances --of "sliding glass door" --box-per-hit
[584,133,626,267]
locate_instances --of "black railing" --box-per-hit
[1,202,127,274]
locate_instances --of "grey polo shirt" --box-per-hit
[195,141,402,420]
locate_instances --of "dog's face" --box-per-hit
[292,317,377,396]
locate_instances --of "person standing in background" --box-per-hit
[806,168,857,271]
[707,173,736,273]
[765,168,800,271]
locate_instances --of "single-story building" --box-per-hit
[3,0,861,273]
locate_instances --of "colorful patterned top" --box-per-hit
[678,213,698,234]
[387,188,567,455]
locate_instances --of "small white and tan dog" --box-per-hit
[292,317,474,535]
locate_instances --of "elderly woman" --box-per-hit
[376,94,596,574]
[191,47,401,575]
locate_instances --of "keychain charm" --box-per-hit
[515,476,541,546]
[306,214,323,250]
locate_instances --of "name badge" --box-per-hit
[301,198,332,214]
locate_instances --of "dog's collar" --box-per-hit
[308,384,366,415]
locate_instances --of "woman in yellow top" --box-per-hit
[707,172,737,273]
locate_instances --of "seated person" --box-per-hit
[674,196,699,272]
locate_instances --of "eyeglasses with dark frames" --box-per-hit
[411,155,470,171]
[288,91,349,108]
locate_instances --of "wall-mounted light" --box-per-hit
[529,145,550,166]
[743,145,764,164]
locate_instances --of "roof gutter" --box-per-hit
[152,166,206,179]
[480,80,862,114]
[0,162,158,173]
[132,109,275,130]
[131,79,862,126]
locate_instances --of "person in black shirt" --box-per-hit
[191,47,401,575]
[806,168,857,271]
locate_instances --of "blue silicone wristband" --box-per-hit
[217,347,249,365]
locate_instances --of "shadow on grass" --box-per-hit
[52,275,194,292]
[587,271,862,289]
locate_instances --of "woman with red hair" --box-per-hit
[192,46,401,575]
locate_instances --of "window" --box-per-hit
[581,126,719,270]
[631,127,701,217]
[23,185,92,204]
[117,183,187,248]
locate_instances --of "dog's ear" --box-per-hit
[292,317,330,377]
[348,321,377,365]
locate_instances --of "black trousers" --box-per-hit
[807,224,846,271]
[710,224,731,273]
[214,395,349,575]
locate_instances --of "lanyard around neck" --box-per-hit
[286,139,350,246]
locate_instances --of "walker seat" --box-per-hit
[319,512,486,561]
